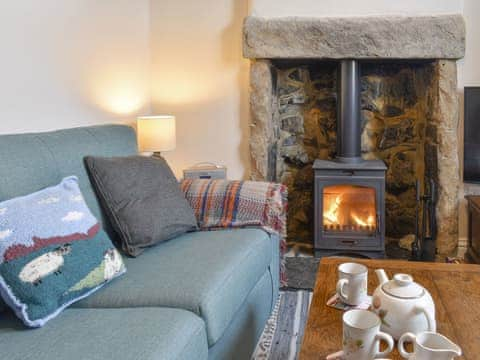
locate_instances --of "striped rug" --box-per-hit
[252,290,313,360]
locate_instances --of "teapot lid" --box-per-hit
[382,274,424,299]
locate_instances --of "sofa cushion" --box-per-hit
[0,307,208,360]
[74,228,272,346]
[84,155,198,257]
[0,176,125,327]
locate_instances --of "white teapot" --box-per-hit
[371,269,436,339]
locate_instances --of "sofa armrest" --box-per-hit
[181,179,288,285]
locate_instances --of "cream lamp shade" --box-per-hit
[137,115,176,153]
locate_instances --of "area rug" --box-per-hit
[252,290,312,360]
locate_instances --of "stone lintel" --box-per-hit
[243,15,465,60]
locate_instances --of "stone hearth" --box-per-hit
[244,15,465,256]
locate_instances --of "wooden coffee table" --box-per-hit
[299,257,480,359]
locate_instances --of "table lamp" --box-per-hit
[137,115,176,158]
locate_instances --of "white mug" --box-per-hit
[342,309,394,360]
[336,262,368,305]
[398,331,462,360]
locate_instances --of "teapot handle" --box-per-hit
[415,304,436,332]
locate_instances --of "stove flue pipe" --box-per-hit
[337,59,362,163]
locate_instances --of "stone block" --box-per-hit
[250,60,275,180]
[244,15,465,60]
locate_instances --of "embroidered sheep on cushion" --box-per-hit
[18,244,72,286]
[67,248,124,293]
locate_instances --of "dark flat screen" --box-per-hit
[465,87,480,183]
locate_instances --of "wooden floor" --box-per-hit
[299,258,480,359]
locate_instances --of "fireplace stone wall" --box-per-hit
[245,15,465,256]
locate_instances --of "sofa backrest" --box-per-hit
[0,124,138,238]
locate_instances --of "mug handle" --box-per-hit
[398,332,416,359]
[336,279,349,302]
[375,331,394,358]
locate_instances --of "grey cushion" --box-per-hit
[0,307,208,360]
[84,155,198,256]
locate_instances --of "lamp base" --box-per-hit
[139,151,163,158]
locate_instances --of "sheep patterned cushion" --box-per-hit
[0,176,125,327]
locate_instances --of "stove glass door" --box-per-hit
[323,184,377,233]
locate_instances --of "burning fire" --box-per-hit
[351,213,375,227]
[323,195,342,225]
[323,185,376,232]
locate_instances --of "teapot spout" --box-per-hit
[375,269,389,285]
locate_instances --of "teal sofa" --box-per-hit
[0,125,279,360]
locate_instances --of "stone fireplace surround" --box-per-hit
[243,15,465,256]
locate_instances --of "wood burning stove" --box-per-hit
[314,60,387,258]
[314,159,386,257]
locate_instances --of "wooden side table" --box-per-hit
[300,257,480,359]
[466,195,480,264]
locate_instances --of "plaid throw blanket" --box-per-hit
[180,179,288,286]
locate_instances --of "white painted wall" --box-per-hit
[461,0,480,86]
[0,1,150,135]
[250,0,463,17]
[149,0,249,179]
[0,0,249,180]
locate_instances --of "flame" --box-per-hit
[367,215,375,225]
[322,185,377,231]
[351,214,367,226]
[351,213,375,227]
[323,195,342,225]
